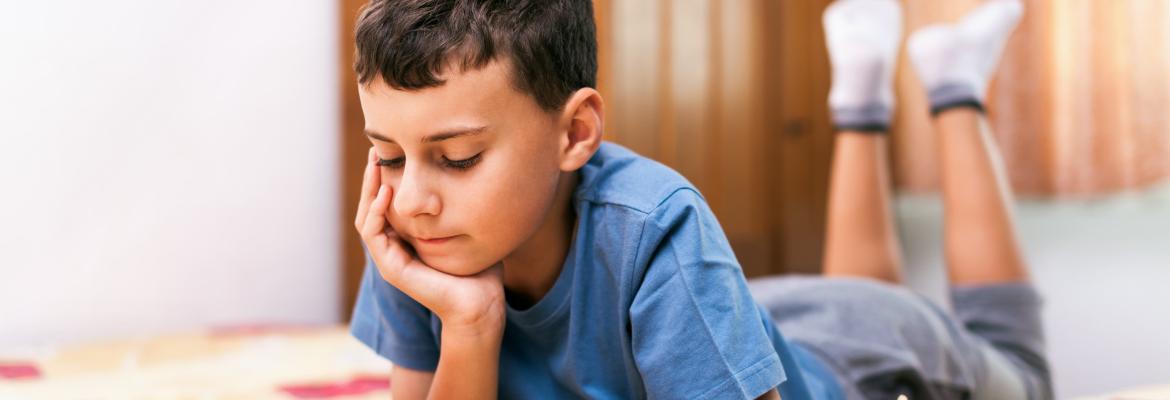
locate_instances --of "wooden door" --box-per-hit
[596,0,835,277]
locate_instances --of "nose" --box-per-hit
[391,163,442,218]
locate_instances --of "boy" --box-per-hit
[350,0,1052,398]
[348,0,821,398]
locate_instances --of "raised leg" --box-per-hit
[820,0,906,283]
[908,0,1028,285]
[823,134,905,283]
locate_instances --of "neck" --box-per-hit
[501,171,579,308]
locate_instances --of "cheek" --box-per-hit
[417,157,559,274]
[471,154,560,238]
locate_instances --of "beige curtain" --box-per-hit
[893,0,1170,196]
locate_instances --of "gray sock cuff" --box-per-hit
[831,104,891,133]
[928,82,984,115]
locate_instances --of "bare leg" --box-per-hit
[934,109,1028,284]
[822,132,905,283]
[910,6,1051,395]
[820,0,905,282]
[908,0,1028,285]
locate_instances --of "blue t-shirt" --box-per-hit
[350,142,841,399]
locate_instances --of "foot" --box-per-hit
[907,0,1023,113]
[824,0,903,132]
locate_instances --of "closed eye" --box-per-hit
[443,153,482,170]
[376,157,405,169]
[377,154,481,170]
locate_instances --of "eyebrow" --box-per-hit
[365,125,489,144]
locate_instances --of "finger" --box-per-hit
[363,186,417,285]
[362,184,392,240]
[354,147,380,230]
[375,231,418,286]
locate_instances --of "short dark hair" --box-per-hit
[353,0,598,112]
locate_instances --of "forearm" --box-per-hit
[427,325,503,399]
[756,388,782,400]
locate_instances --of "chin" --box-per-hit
[420,253,494,277]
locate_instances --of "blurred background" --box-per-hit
[2,0,1167,398]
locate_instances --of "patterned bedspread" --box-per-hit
[0,325,392,399]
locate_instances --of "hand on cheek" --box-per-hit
[355,147,506,333]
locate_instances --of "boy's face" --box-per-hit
[358,61,566,276]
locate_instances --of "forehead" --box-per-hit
[358,61,526,137]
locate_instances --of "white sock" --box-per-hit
[908,0,1023,114]
[824,0,903,132]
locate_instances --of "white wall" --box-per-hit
[898,182,1170,398]
[0,0,340,350]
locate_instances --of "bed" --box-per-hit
[3,324,1167,399]
[0,325,391,399]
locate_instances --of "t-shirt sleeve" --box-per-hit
[629,188,787,400]
[349,250,441,372]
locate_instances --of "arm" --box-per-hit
[391,366,433,400]
[427,322,503,399]
[391,328,504,400]
[355,147,505,399]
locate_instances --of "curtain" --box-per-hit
[892,0,1170,196]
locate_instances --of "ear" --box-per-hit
[556,88,604,171]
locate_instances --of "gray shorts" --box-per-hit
[748,276,1052,400]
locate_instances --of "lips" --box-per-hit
[414,235,458,245]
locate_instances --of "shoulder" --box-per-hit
[570,143,727,285]
[574,142,701,215]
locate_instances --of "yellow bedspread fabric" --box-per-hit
[0,325,392,399]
